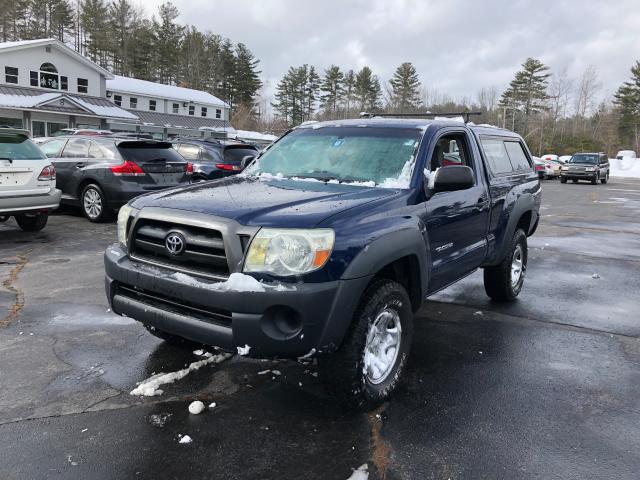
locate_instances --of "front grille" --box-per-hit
[116,283,232,326]
[130,218,230,279]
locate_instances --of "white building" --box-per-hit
[0,38,233,139]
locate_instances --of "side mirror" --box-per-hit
[240,155,255,170]
[430,165,475,194]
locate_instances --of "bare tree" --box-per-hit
[477,86,498,112]
[574,65,601,119]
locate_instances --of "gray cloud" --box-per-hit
[141,0,640,105]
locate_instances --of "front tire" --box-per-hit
[560,177,567,184]
[601,172,609,184]
[15,213,48,232]
[484,229,528,301]
[318,279,413,410]
[591,175,598,185]
[81,183,112,222]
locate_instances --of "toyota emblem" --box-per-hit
[165,232,186,255]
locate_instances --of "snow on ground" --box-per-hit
[188,401,205,414]
[178,434,193,444]
[237,344,251,356]
[130,352,232,396]
[346,464,369,480]
[610,157,640,178]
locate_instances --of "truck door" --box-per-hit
[425,130,490,292]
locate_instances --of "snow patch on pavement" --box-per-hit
[188,401,205,414]
[178,434,193,444]
[346,464,369,480]
[130,352,232,396]
[237,344,251,356]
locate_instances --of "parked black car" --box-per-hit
[560,153,610,184]
[172,138,259,181]
[38,136,192,222]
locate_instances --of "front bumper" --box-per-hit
[561,170,597,180]
[104,245,371,357]
[0,188,61,215]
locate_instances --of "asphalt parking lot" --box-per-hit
[1,178,639,480]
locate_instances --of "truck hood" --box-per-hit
[130,175,398,227]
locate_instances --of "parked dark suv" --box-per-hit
[105,118,541,408]
[172,138,259,181]
[39,137,192,222]
[560,152,610,184]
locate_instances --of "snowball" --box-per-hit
[237,344,251,356]
[188,401,205,415]
[178,435,193,444]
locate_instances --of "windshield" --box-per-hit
[244,126,421,187]
[0,134,47,160]
[568,154,598,164]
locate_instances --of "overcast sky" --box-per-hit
[142,0,640,107]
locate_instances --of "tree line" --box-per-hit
[271,57,640,156]
[0,0,262,113]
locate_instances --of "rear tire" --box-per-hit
[15,213,48,232]
[484,229,528,302]
[572,179,578,183]
[318,279,413,410]
[81,183,113,223]
[601,172,609,184]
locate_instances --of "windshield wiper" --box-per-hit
[0,157,13,164]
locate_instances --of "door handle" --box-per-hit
[474,197,488,211]
[75,162,87,168]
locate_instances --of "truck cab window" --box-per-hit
[430,134,470,171]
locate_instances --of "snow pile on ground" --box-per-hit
[130,352,232,396]
[610,157,640,179]
[188,401,205,414]
[178,434,193,444]
[346,464,369,480]
[237,344,251,356]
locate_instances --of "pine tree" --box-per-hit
[80,0,110,66]
[214,39,236,108]
[613,61,640,152]
[342,69,356,117]
[108,0,137,76]
[499,57,551,134]
[320,65,344,117]
[304,65,320,121]
[27,0,74,41]
[128,19,156,80]
[354,66,382,112]
[153,2,184,84]
[272,65,320,126]
[0,0,30,41]
[389,62,422,111]
[233,43,262,109]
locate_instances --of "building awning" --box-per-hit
[120,109,232,131]
[0,85,137,121]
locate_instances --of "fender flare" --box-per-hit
[489,194,535,265]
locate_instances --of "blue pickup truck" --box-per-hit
[104,117,541,408]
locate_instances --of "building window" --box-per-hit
[215,109,222,119]
[172,103,179,114]
[149,100,156,111]
[188,105,195,116]
[77,78,88,94]
[201,107,207,117]
[130,97,138,109]
[5,67,18,84]
[113,94,122,106]
[30,71,38,87]
[40,63,60,90]
[60,76,68,91]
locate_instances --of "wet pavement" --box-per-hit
[1,180,639,479]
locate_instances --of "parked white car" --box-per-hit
[0,128,61,231]
[616,150,637,160]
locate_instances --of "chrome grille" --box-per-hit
[130,218,230,279]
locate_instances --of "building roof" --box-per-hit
[0,85,137,120]
[0,38,113,79]
[106,75,229,108]
[126,109,231,130]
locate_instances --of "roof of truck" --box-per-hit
[296,117,520,138]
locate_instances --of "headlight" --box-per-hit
[561,166,568,171]
[244,228,335,276]
[117,204,135,246]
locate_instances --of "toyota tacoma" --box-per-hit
[104,117,541,408]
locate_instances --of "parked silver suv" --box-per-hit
[39,136,193,222]
[0,128,60,231]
